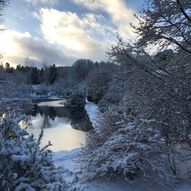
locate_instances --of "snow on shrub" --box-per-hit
[66,91,86,110]
[83,110,175,184]
[0,113,66,191]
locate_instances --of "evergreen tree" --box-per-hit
[49,64,57,84]
[39,68,44,83]
[30,67,39,84]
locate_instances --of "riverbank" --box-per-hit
[52,101,191,191]
[52,101,102,190]
[84,101,102,132]
[5,96,189,191]
[53,149,191,191]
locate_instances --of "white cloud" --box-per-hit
[73,0,138,40]
[40,9,92,52]
[0,29,76,67]
[2,1,137,67]
[0,6,116,67]
[0,30,31,57]
[38,8,114,61]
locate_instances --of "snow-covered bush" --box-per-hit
[83,111,175,183]
[34,84,49,97]
[83,42,182,183]
[0,114,65,191]
[98,74,127,113]
[66,91,86,110]
[86,70,112,103]
[0,72,30,99]
[0,100,32,115]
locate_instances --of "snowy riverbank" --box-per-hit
[51,101,191,191]
[84,101,102,132]
[52,101,104,190]
[53,148,191,191]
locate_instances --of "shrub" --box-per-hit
[66,91,86,110]
[86,71,112,103]
[0,114,65,191]
[83,111,175,183]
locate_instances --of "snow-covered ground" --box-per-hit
[53,148,191,191]
[53,148,82,187]
[84,101,102,132]
[30,93,61,99]
[52,101,105,190]
[30,84,61,99]
[53,148,134,191]
[37,99,65,107]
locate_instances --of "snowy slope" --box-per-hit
[84,101,102,132]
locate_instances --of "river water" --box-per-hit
[26,100,92,151]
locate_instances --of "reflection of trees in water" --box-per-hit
[41,115,50,128]
[69,109,92,131]
[59,117,70,124]
[39,107,56,128]
[25,104,38,116]
[26,103,92,131]
[42,107,56,120]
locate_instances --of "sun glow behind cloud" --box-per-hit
[39,9,94,52]
[0,28,76,67]
[0,0,140,66]
[0,30,29,56]
[0,35,18,57]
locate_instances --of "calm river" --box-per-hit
[26,99,92,151]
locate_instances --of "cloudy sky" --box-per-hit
[0,0,144,67]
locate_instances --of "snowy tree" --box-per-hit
[43,64,57,85]
[0,113,66,191]
[109,38,191,146]
[72,59,94,81]
[83,111,176,184]
[0,68,30,99]
[133,0,191,53]
[83,36,191,184]
[86,70,112,103]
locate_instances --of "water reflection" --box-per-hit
[26,100,92,151]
